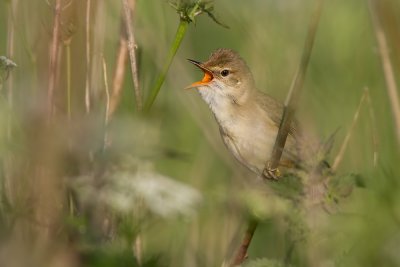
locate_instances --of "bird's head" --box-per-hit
[186,49,256,105]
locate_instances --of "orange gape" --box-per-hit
[201,71,213,83]
[186,69,214,89]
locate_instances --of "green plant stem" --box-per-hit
[144,21,188,111]
[144,2,201,111]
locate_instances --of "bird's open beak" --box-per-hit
[185,59,214,89]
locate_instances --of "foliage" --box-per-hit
[168,0,229,27]
[0,0,399,267]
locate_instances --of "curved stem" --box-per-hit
[144,20,189,111]
[144,1,202,111]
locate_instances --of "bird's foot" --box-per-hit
[263,162,281,180]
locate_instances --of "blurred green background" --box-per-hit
[0,0,400,266]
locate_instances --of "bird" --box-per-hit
[186,48,301,179]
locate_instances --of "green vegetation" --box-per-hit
[0,0,399,266]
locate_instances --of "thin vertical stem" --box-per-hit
[66,43,71,120]
[133,235,143,266]
[6,0,18,138]
[47,0,62,118]
[230,220,258,266]
[265,0,324,175]
[102,56,111,150]
[102,56,110,126]
[365,89,379,166]
[85,0,91,113]
[368,0,400,145]
[108,30,128,120]
[3,0,18,220]
[122,0,142,111]
[332,89,367,171]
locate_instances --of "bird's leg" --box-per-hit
[263,162,281,180]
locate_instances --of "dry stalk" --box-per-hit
[229,220,258,267]
[122,0,142,111]
[231,1,324,265]
[365,88,379,166]
[108,26,128,120]
[265,0,324,175]
[85,0,92,113]
[47,0,62,118]
[4,0,18,227]
[64,39,72,120]
[332,89,367,171]
[102,56,110,126]
[368,0,400,145]
[6,0,18,139]
[133,235,143,266]
[102,56,111,149]
[231,0,323,266]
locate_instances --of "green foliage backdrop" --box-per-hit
[0,0,399,266]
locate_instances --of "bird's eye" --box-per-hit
[221,69,230,77]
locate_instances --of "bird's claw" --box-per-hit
[263,162,281,180]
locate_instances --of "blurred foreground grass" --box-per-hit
[0,0,400,266]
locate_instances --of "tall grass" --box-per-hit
[0,1,399,267]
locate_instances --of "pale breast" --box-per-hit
[218,105,281,174]
[199,87,297,174]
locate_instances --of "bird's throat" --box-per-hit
[198,85,251,128]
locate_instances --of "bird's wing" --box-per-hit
[255,91,299,138]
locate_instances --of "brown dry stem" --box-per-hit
[365,88,379,166]
[368,0,400,145]
[264,0,324,177]
[102,56,111,149]
[231,0,323,265]
[6,0,18,138]
[47,0,62,118]
[230,220,258,267]
[85,0,92,113]
[108,28,128,120]
[122,0,142,111]
[332,89,367,171]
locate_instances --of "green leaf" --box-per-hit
[199,2,229,28]
[167,0,229,28]
[268,174,304,201]
[327,173,363,200]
